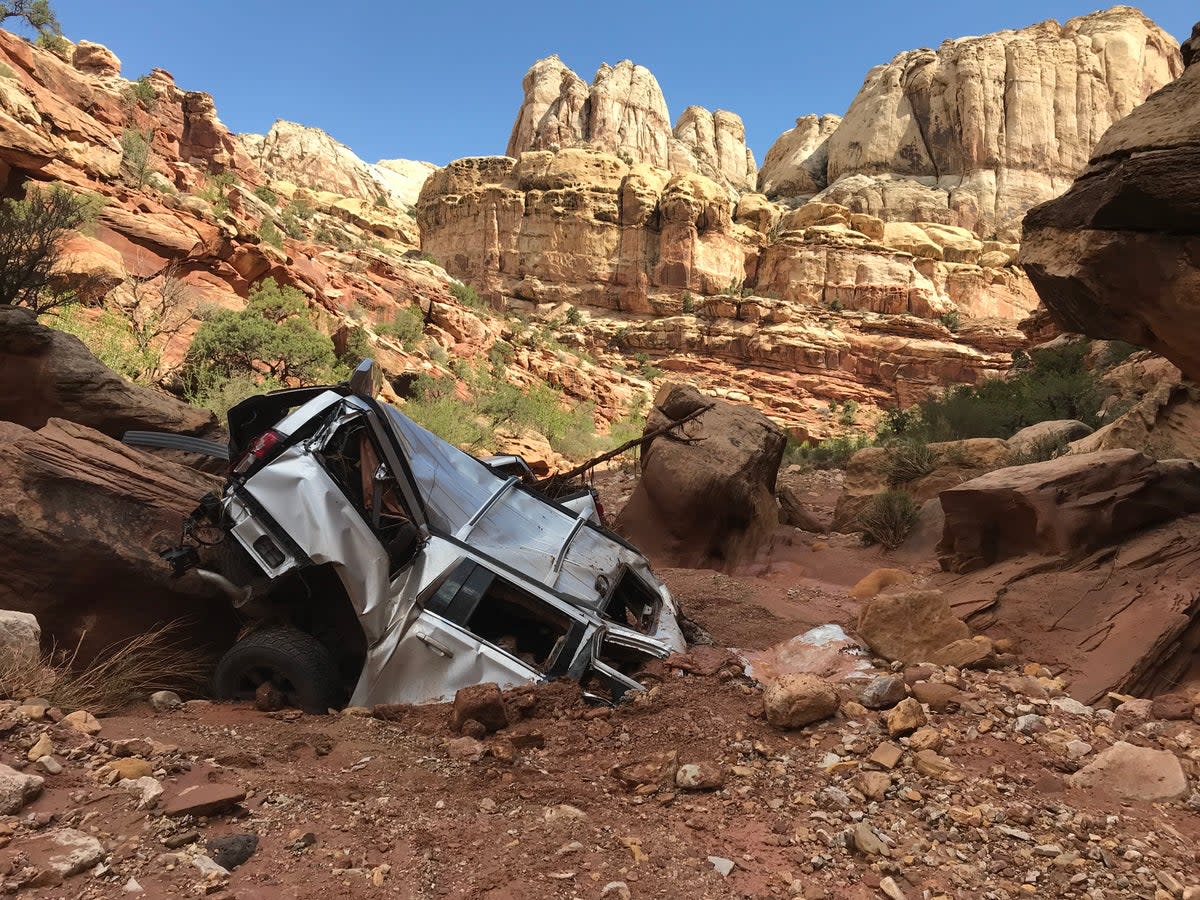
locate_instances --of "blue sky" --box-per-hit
[48,1,1195,167]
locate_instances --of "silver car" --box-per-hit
[145,361,685,713]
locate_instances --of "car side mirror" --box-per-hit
[350,358,383,399]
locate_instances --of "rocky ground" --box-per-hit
[2,503,1197,900]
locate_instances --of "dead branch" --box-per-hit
[536,402,714,492]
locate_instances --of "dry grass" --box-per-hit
[857,489,921,550]
[0,622,211,714]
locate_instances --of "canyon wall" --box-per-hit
[760,7,1182,241]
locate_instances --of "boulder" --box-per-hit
[857,590,971,664]
[1022,29,1200,380]
[937,450,1200,573]
[758,114,841,200]
[615,384,785,570]
[451,683,509,733]
[762,673,839,728]
[0,763,43,814]
[0,418,238,664]
[0,609,40,662]
[1007,420,1094,457]
[1069,741,1188,802]
[0,305,219,442]
[70,41,120,77]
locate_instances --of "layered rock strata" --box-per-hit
[1021,24,1200,382]
[761,7,1182,241]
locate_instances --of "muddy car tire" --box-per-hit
[213,627,344,714]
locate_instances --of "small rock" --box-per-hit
[912,749,965,782]
[675,762,724,791]
[163,830,201,849]
[459,718,487,739]
[909,681,963,711]
[860,675,907,710]
[763,673,840,728]
[868,742,903,769]
[190,854,229,878]
[254,682,284,712]
[1050,697,1093,718]
[851,823,889,857]
[886,698,927,737]
[852,771,892,800]
[879,876,907,900]
[451,683,508,733]
[446,736,485,761]
[908,726,942,751]
[123,877,144,894]
[206,833,258,869]
[105,758,154,781]
[119,776,163,807]
[1014,714,1047,734]
[601,882,632,899]
[543,804,587,822]
[708,856,735,877]
[1151,693,1194,721]
[150,691,183,712]
[62,710,101,735]
[36,755,62,775]
[26,732,52,761]
[0,762,44,814]
[163,783,246,817]
[613,751,678,789]
[928,636,994,669]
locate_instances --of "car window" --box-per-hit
[425,560,578,673]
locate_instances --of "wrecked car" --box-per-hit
[134,360,685,713]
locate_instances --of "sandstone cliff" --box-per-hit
[240,119,434,210]
[1022,22,1200,383]
[760,7,1182,241]
[505,56,756,192]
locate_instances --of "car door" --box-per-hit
[376,560,588,705]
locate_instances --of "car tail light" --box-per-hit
[593,493,608,526]
[232,430,283,475]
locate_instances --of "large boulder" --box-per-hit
[937,449,1200,573]
[0,418,238,663]
[0,305,219,441]
[1021,29,1200,379]
[856,590,971,664]
[614,384,785,570]
[1069,741,1188,802]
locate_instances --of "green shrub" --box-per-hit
[53,304,157,384]
[125,76,157,108]
[377,303,425,349]
[183,278,339,404]
[258,218,283,249]
[119,128,153,187]
[0,184,100,314]
[565,306,583,326]
[857,490,920,549]
[254,185,279,206]
[449,281,485,311]
[34,32,68,55]
[884,439,937,485]
[938,309,961,331]
[1103,340,1140,367]
[419,252,439,265]
[889,342,1103,443]
[839,400,859,427]
[681,291,695,314]
[1009,435,1070,466]
[784,434,872,470]
[338,326,370,370]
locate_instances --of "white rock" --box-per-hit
[36,755,62,775]
[600,882,631,899]
[1050,697,1094,718]
[0,609,40,662]
[119,776,164,808]
[149,690,182,711]
[42,828,105,877]
[0,762,44,814]
[1069,741,1189,801]
[708,856,735,877]
[190,854,229,878]
[123,878,144,894]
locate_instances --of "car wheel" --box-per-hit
[212,627,344,713]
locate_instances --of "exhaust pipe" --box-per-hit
[195,569,253,608]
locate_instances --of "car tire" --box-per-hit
[212,627,344,714]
